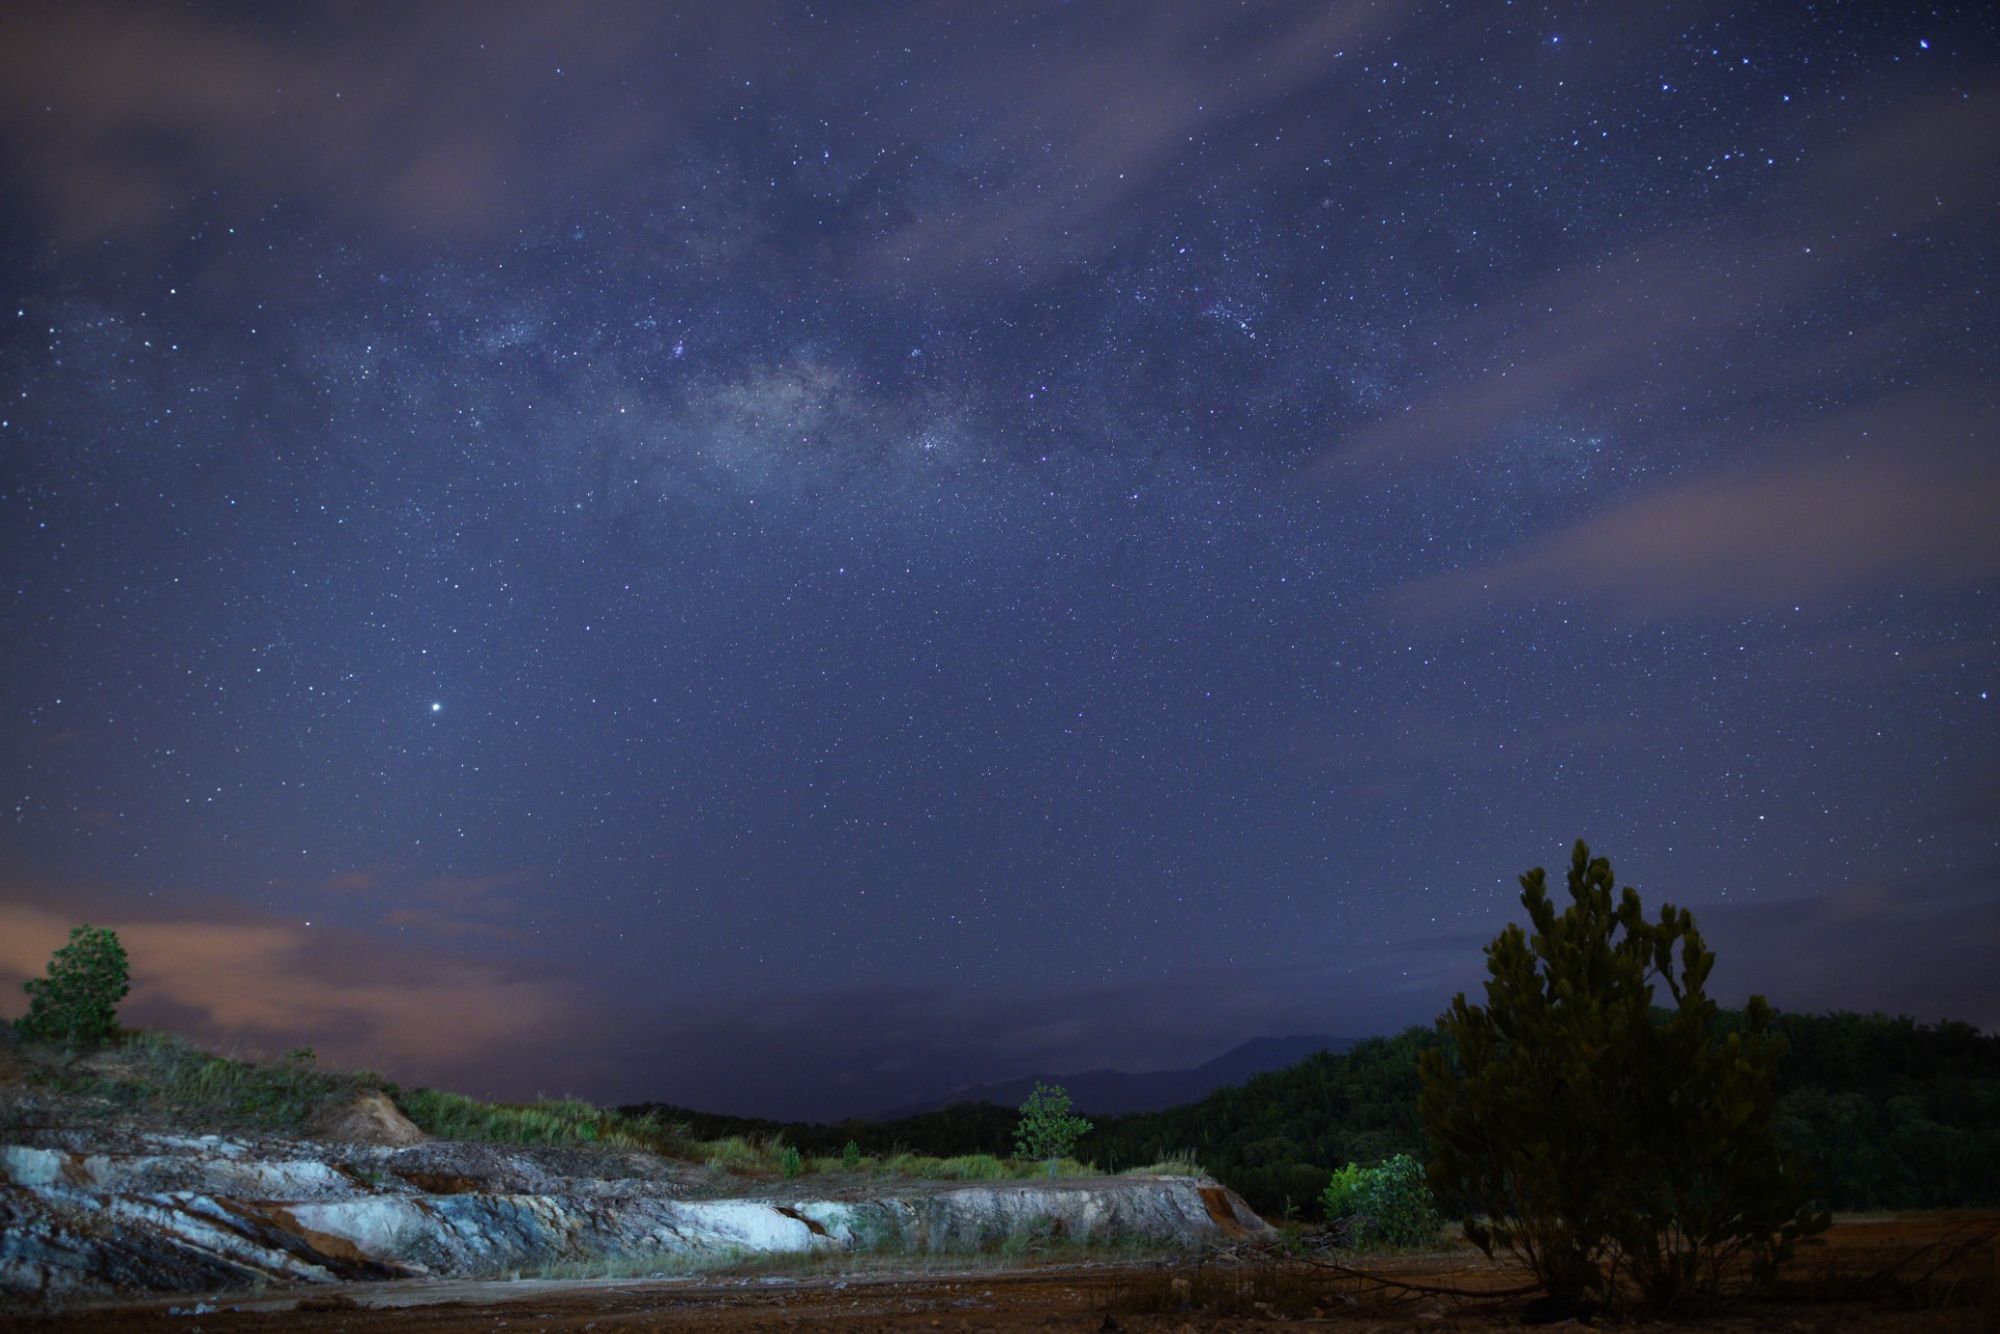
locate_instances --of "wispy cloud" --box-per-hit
[1394,396,2000,619]
[857,2,1401,281]
[1330,84,2000,468]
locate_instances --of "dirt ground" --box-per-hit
[11,1215,1996,1332]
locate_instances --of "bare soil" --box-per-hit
[13,1215,1995,1332]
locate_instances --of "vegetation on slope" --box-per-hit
[629,1010,2000,1221]
[1087,1028,1442,1218]
[1093,1010,2000,1219]
[0,1026,1102,1181]
[621,1099,1026,1161]
[3,1030,397,1133]
[6,993,1989,1214]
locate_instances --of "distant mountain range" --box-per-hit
[877,1034,1354,1118]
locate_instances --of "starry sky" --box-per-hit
[1,1,1995,1119]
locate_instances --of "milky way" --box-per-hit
[1,2,1995,1116]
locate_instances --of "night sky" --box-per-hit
[1,2,1995,1119]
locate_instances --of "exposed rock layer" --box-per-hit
[0,1130,1266,1308]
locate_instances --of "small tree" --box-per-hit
[1418,842,1825,1309]
[17,924,131,1047]
[1014,1081,1093,1177]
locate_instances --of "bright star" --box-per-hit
[429,701,442,713]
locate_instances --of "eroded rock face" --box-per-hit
[0,1130,1268,1309]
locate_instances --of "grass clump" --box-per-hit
[1122,1151,1204,1177]
[872,1151,1093,1180]
[396,1087,688,1154]
[698,1134,788,1173]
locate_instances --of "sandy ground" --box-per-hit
[9,1215,1996,1332]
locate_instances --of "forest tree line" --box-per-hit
[629,1009,2000,1219]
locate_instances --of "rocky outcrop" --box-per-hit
[305,1090,427,1147]
[0,1130,1267,1308]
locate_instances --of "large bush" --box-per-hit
[1321,1153,1442,1248]
[17,923,130,1046]
[1418,841,1826,1308]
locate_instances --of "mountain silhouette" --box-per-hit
[878,1035,1353,1117]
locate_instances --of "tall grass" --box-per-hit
[396,1087,705,1156]
[870,1152,1094,1181]
[697,1134,788,1173]
[1121,1152,1204,1177]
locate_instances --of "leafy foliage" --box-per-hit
[841,1138,862,1169]
[1014,1081,1093,1171]
[1320,1160,1432,1256]
[779,1144,803,1178]
[1762,1011,2000,1208]
[1418,841,1827,1307]
[17,924,131,1046]
[1320,1153,1443,1249]
[1320,1161,1365,1220]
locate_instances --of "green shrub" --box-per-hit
[780,1145,803,1178]
[1321,1161,1365,1222]
[1015,1082,1093,1176]
[842,1139,862,1169]
[17,924,130,1046]
[1319,1154,1441,1248]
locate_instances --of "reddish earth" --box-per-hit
[11,1215,1995,1332]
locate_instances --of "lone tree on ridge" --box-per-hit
[16,923,131,1047]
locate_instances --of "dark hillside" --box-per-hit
[1084,1027,1442,1217]
[629,1011,2000,1221]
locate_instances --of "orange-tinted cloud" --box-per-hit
[0,902,578,1086]
[381,870,541,943]
[0,1,712,245]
